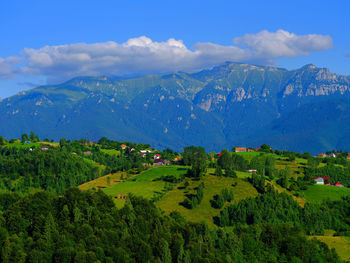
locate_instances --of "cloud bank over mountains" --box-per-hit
[0,30,333,82]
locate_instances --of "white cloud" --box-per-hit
[0,57,20,79]
[233,29,333,59]
[0,30,333,81]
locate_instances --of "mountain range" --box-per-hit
[1,62,350,154]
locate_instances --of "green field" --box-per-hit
[309,230,350,261]
[234,151,277,161]
[7,142,40,149]
[103,166,188,207]
[302,185,350,203]
[100,149,121,156]
[101,165,258,225]
[78,172,126,191]
[156,173,258,226]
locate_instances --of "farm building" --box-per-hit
[40,146,49,151]
[153,154,161,159]
[313,177,324,185]
[246,169,257,173]
[140,150,152,154]
[153,159,167,166]
[234,147,247,152]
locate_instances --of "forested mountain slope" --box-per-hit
[1,62,350,153]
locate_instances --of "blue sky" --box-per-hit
[0,0,349,98]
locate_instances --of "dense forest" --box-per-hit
[0,189,342,262]
[0,146,99,194]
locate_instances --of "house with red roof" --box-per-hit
[40,146,49,151]
[317,153,327,157]
[121,144,127,150]
[234,147,247,153]
[334,182,344,187]
[313,177,331,185]
[153,154,161,159]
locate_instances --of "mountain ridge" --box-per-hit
[1,62,350,154]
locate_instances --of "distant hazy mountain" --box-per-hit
[1,62,350,154]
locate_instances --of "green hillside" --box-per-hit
[302,185,350,203]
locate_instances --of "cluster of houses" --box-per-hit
[28,145,50,151]
[40,145,49,151]
[313,176,344,187]
[122,144,180,166]
[317,153,350,159]
[233,146,273,152]
[234,147,256,153]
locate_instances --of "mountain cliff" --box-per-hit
[1,62,350,153]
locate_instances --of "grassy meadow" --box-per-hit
[309,230,350,261]
[302,185,350,203]
[103,166,188,208]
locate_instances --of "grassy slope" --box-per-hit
[100,149,121,156]
[234,152,276,161]
[302,185,350,203]
[275,158,305,178]
[103,166,188,208]
[156,171,258,226]
[309,230,350,261]
[78,172,126,191]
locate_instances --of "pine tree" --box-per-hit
[215,164,223,177]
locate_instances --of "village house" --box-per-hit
[313,177,331,185]
[39,146,49,151]
[140,150,152,154]
[317,153,327,157]
[247,148,256,152]
[234,147,247,153]
[153,154,161,159]
[121,144,127,150]
[173,156,182,162]
[115,194,127,199]
[153,159,165,166]
[246,169,257,173]
[334,182,344,187]
[127,148,136,153]
[313,177,324,185]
